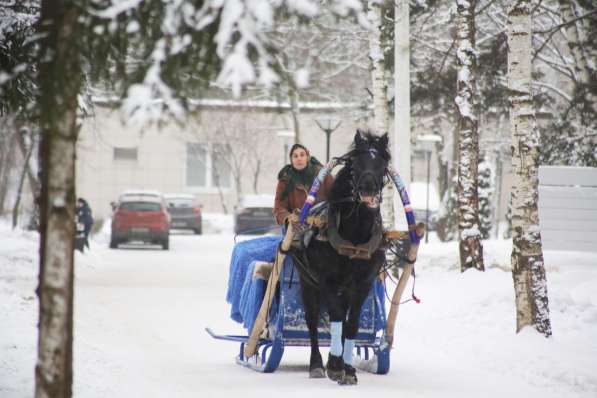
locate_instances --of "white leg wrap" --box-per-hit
[343,339,355,365]
[330,322,343,356]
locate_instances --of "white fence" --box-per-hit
[538,166,597,252]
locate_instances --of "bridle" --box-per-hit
[329,149,387,207]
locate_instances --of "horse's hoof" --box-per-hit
[326,354,345,382]
[338,364,358,385]
[309,367,326,379]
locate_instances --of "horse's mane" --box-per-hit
[334,129,391,164]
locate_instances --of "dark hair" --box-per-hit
[289,143,310,160]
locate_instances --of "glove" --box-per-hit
[285,212,303,233]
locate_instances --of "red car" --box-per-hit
[110,192,170,250]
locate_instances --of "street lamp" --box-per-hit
[314,119,342,162]
[277,130,295,164]
[416,133,443,243]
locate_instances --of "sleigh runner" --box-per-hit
[208,131,424,381]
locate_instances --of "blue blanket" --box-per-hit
[226,236,281,324]
[226,235,386,334]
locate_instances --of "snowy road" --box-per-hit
[2,221,597,397]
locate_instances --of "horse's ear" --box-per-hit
[355,129,367,146]
[379,133,389,148]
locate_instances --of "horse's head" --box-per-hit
[347,129,390,210]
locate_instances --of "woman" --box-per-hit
[226,143,333,334]
[274,143,334,226]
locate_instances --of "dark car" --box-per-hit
[409,182,440,231]
[110,193,170,250]
[165,194,203,234]
[234,194,278,235]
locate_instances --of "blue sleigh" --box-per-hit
[206,162,421,375]
[206,234,391,374]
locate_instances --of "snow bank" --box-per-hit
[1,218,596,397]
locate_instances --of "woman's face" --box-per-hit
[291,148,308,170]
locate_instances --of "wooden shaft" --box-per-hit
[385,224,425,348]
[244,227,295,358]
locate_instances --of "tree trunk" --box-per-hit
[394,0,411,230]
[289,90,301,144]
[368,0,394,231]
[455,0,484,272]
[558,0,593,89]
[507,0,552,337]
[252,159,261,194]
[558,0,596,145]
[368,1,389,135]
[12,133,35,229]
[35,1,82,397]
[16,127,40,196]
[0,131,17,214]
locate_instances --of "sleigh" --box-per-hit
[207,245,392,373]
[207,160,423,375]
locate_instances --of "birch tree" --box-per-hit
[455,0,484,272]
[507,0,552,337]
[35,0,82,396]
[367,0,394,231]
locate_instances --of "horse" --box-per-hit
[293,130,390,385]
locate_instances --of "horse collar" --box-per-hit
[326,206,383,260]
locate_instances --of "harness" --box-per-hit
[326,206,384,260]
[286,203,385,288]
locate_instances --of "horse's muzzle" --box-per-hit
[359,192,380,209]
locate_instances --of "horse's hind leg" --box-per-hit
[300,283,325,378]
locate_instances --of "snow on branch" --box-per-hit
[95,0,368,123]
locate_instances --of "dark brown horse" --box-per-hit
[294,130,390,385]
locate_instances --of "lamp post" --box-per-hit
[416,133,443,243]
[314,119,342,162]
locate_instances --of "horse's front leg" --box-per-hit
[300,280,325,378]
[338,283,372,385]
[325,286,348,382]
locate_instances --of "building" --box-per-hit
[76,99,369,220]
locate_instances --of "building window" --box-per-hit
[186,142,231,189]
[113,147,138,161]
[186,143,207,187]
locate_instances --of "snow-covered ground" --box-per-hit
[1,216,596,397]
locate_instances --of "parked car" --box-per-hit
[110,192,170,250]
[118,190,163,203]
[409,182,440,231]
[164,194,203,234]
[234,194,278,235]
